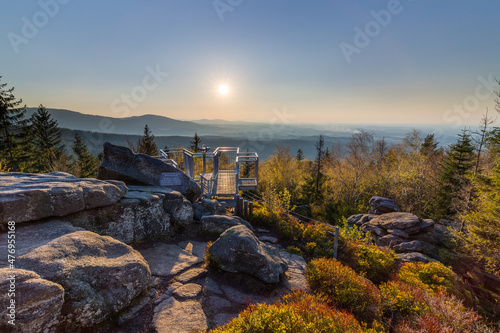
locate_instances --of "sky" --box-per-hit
[1,1,499,127]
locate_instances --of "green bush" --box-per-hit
[352,244,397,284]
[306,257,382,323]
[397,262,455,294]
[379,280,428,317]
[207,290,364,333]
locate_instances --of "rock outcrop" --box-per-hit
[0,268,64,333]
[193,198,225,220]
[0,172,127,225]
[66,188,171,244]
[201,215,254,236]
[347,197,447,262]
[209,225,288,283]
[368,195,399,214]
[18,231,151,329]
[97,142,201,202]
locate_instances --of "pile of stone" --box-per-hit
[348,196,454,263]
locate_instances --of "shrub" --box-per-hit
[352,244,397,284]
[285,246,303,256]
[207,290,364,333]
[380,280,428,317]
[306,257,382,323]
[395,292,493,333]
[398,262,455,294]
[304,242,317,255]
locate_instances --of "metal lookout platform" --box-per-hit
[159,146,259,199]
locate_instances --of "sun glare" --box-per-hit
[218,85,229,95]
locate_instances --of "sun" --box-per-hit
[218,85,229,95]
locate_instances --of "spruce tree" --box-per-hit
[433,129,475,218]
[31,105,65,172]
[296,148,304,161]
[420,134,439,156]
[71,133,98,178]
[313,134,325,201]
[190,133,202,152]
[137,124,158,156]
[0,77,29,171]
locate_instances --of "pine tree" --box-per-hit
[296,148,304,161]
[190,133,202,152]
[0,77,29,171]
[71,133,98,178]
[464,127,500,273]
[433,129,475,218]
[137,124,158,156]
[31,105,65,172]
[313,134,325,201]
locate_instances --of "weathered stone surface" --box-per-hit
[209,225,287,283]
[370,212,423,230]
[369,196,399,213]
[66,190,170,244]
[206,296,232,311]
[18,231,151,329]
[0,221,84,267]
[201,215,254,236]
[378,234,406,247]
[405,218,435,234]
[173,283,202,300]
[193,198,225,220]
[412,224,455,249]
[176,267,208,284]
[128,186,194,225]
[361,223,387,237]
[0,172,127,224]
[347,214,376,227]
[387,229,409,238]
[98,142,201,202]
[0,268,64,333]
[280,251,310,292]
[139,242,204,278]
[393,240,425,253]
[397,252,430,263]
[259,236,278,243]
[153,298,208,333]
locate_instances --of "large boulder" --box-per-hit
[368,212,423,231]
[18,231,151,329]
[193,198,225,220]
[347,214,376,228]
[0,221,84,267]
[66,190,170,244]
[369,196,399,214]
[0,172,127,225]
[209,225,287,283]
[0,268,64,333]
[97,142,201,202]
[201,215,253,236]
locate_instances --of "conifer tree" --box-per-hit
[296,148,304,161]
[420,134,439,156]
[433,129,475,218]
[190,133,202,152]
[31,105,65,172]
[137,124,158,156]
[71,133,99,178]
[313,134,325,201]
[0,77,29,171]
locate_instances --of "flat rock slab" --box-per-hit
[176,267,208,283]
[173,283,202,300]
[370,212,422,230]
[0,172,127,224]
[139,242,204,278]
[153,298,208,333]
[0,221,84,267]
[280,251,310,292]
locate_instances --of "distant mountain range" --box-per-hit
[26,108,461,160]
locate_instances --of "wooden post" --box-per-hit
[238,196,244,217]
[249,201,253,220]
[243,200,248,218]
[334,227,339,259]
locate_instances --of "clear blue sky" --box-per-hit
[1,1,499,126]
